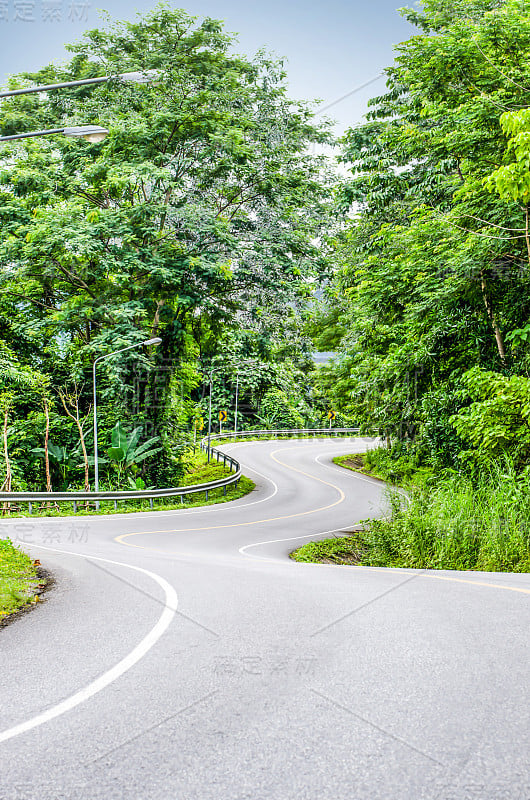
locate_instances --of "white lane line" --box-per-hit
[0,544,178,745]
[239,525,348,557]
[239,448,386,558]
[314,452,385,486]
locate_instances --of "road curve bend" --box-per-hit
[0,437,529,800]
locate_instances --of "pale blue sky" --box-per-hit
[0,0,416,132]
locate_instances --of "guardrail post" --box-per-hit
[0,429,361,515]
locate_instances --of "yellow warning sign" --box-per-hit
[219,410,227,423]
[327,410,336,420]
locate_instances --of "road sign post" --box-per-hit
[219,409,227,435]
[194,417,204,446]
[328,410,336,430]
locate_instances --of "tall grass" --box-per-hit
[366,461,530,572]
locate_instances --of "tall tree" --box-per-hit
[0,7,333,484]
[318,0,530,463]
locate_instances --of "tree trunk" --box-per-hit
[524,206,530,264]
[480,271,506,364]
[58,386,91,494]
[1,407,12,513]
[151,299,165,337]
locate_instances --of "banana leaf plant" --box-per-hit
[106,422,162,487]
[30,442,78,490]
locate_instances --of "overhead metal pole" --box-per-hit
[0,71,161,99]
[207,372,213,463]
[234,372,239,439]
[0,125,109,143]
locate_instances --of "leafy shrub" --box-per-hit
[258,388,305,429]
[450,367,530,469]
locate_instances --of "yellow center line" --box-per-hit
[114,446,345,547]
[114,445,530,599]
[425,573,530,595]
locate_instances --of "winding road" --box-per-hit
[1,437,529,800]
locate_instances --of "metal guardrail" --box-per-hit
[0,446,240,514]
[0,427,366,515]
[205,427,361,442]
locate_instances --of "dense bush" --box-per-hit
[450,368,530,469]
[365,462,530,572]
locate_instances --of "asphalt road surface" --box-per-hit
[1,437,529,800]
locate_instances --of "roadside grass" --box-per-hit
[0,538,42,621]
[292,454,530,573]
[0,452,255,518]
[333,450,433,486]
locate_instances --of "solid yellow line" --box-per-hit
[114,446,530,599]
[425,573,530,596]
[114,446,345,548]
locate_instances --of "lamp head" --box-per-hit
[119,70,162,84]
[63,125,108,143]
[143,337,162,346]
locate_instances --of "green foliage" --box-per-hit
[0,6,332,491]
[293,461,530,572]
[334,447,430,484]
[486,109,530,205]
[450,367,530,467]
[364,463,530,572]
[290,535,367,565]
[30,441,77,489]
[105,422,162,486]
[258,388,306,429]
[314,0,530,466]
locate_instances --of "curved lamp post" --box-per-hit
[0,125,109,143]
[0,70,161,99]
[207,370,214,464]
[234,371,239,438]
[93,337,162,492]
[0,69,161,142]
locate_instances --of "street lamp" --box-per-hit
[0,69,161,142]
[92,337,162,492]
[0,125,109,143]
[207,370,214,464]
[0,70,162,99]
[234,371,239,438]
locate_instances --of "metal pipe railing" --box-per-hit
[0,428,368,515]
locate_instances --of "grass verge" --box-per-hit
[292,453,530,572]
[0,538,44,622]
[0,452,255,518]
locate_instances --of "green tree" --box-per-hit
[0,6,333,486]
[317,0,530,466]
